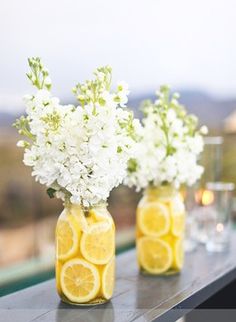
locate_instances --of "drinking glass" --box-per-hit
[194,136,224,244]
[205,182,235,253]
[201,136,223,184]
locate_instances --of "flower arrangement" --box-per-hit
[125,85,207,190]
[14,57,141,207]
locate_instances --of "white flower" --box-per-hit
[16,61,140,207]
[116,81,130,107]
[44,76,52,86]
[124,86,206,190]
[16,140,26,147]
[117,81,130,94]
[200,125,208,135]
[166,109,176,123]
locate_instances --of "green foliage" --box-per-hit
[46,188,56,199]
[41,111,61,132]
[72,65,112,107]
[13,57,52,139]
[26,57,52,90]
[13,116,35,140]
[142,85,199,137]
[119,111,139,141]
[140,85,201,157]
[127,158,138,173]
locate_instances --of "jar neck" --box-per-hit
[145,184,178,198]
[90,202,108,211]
[64,201,108,216]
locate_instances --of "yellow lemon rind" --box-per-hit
[171,212,185,237]
[173,238,184,270]
[60,258,100,303]
[80,223,114,265]
[138,236,173,274]
[138,202,171,237]
[101,256,115,300]
[56,218,79,261]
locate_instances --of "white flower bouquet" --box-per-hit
[125,85,208,190]
[14,57,140,207]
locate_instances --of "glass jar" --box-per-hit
[55,203,115,305]
[136,185,185,275]
[205,182,235,253]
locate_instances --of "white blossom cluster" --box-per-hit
[15,58,141,207]
[124,85,207,191]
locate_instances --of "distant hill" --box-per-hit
[1,90,236,130]
[0,112,18,128]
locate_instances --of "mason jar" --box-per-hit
[136,185,185,275]
[56,203,115,305]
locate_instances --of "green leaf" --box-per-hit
[27,57,52,90]
[46,188,56,199]
[127,158,138,173]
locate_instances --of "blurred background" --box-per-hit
[1,0,236,295]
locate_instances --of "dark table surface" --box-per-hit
[1,232,236,322]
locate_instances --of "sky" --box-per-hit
[1,0,236,113]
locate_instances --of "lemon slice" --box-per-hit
[101,256,115,300]
[171,212,185,237]
[138,202,170,237]
[161,234,174,247]
[171,195,185,214]
[173,238,184,270]
[70,204,89,233]
[56,261,62,294]
[138,236,173,274]
[56,217,80,261]
[90,209,113,226]
[60,258,100,303]
[80,223,115,265]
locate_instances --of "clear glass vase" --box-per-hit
[136,185,185,275]
[55,203,115,305]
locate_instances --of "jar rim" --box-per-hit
[206,182,235,191]
[65,201,108,210]
[145,184,178,196]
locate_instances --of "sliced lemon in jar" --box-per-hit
[172,238,184,270]
[70,205,90,233]
[89,208,113,226]
[101,256,115,300]
[171,212,185,237]
[60,258,100,303]
[137,236,173,274]
[56,217,81,261]
[56,260,62,294]
[80,223,115,265]
[138,202,170,237]
[161,234,174,247]
[170,195,185,237]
